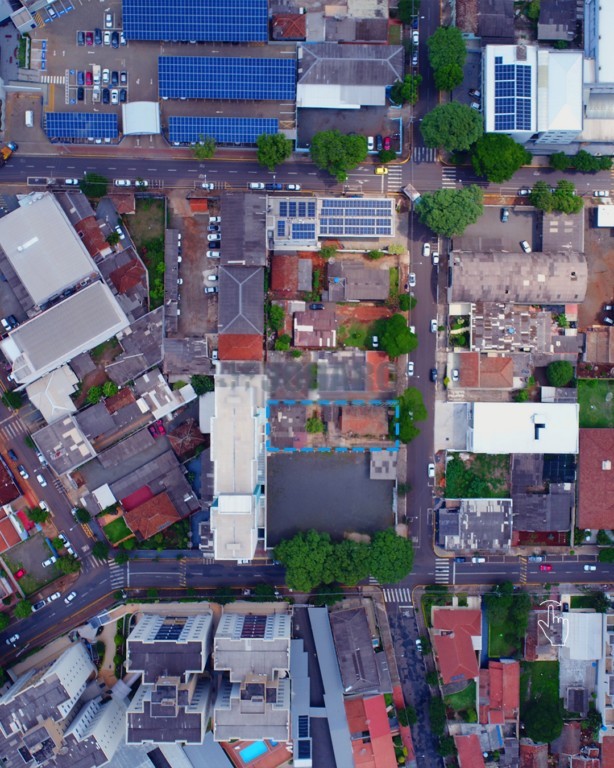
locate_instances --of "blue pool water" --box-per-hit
[239,741,268,763]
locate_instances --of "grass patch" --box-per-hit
[578,379,614,428]
[520,661,559,707]
[445,453,510,498]
[388,266,399,303]
[103,517,132,544]
[90,337,120,362]
[338,322,368,349]
[571,595,596,609]
[422,586,453,628]
[488,617,519,658]
[444,680,477,721]
[124,199,166,309]
[17,34,29,69]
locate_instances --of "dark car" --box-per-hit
[430,367,438,383]
[120,71,127,85]
[500,207,509,222]
[102,88,110,104]
[77,71,85,86]
[111,70,118,86]
[119,88,127,103]
[454,557,466,563]
[265,183,283,191]
[411,17,418,28]
[7,449,17,461]
[77,30,85,46]
[111,31,119,48]
[208,225,220,233]
[375,134,383,151]
[94,27,102,45]
[7,315,19,328]
[309,303,324,310]
[77,86,84,101]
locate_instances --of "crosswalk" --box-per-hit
[441,167,457,189]
[519,557,528,584]
[412,146,438,163]
[109,560,126,589]
[40,74,66,84]
[435,558,451,584]
[386,165,404,192]
[382,587,412,605]
[0,417,27,442]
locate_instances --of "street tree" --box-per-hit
[92,541,109,559]
[333,539,371,585]
[415,185,484,237]
[190,375,214,395]
[74,507,91,524]
[427,26,466,92]
[193,136,216,160]
[274,529,336,592]
[1,391,22,410]
[256,133,293,171]
[471,133,531,183]
[14,600,32,619]
[57,555,81,575]
[546,360,574,387]
[420,102,483,152]
[106,231,120,246]
[552,179,584,214]
[390,74,422,106]
[398,386,427,443]
[397,0,420,24]
[310,130,368,182]
[369,528,414,584]
[380,314,419,359]
[80,172,108,198]
[0,613,10,631]
[529,180,555,212]
[27,506,49,524]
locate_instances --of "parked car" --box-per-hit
[539,564,553,572]
[412,51,418,67]
[367,136,375,151]
[36,473,47,487]
[110,89,119,105]
[114,179,131,187]
[207,274,218,282]
[120,71,128,85]
[407,361,414,376]
[94,28,102,44]
[208,225,220,233]
[77,30,85,46]
[5,633,19,645]
[432,251,440,265]
[103,30,111,45]
[383,136,392,151]
[17,465,29,479]
[102,88,110,104]
[285,184,301,191]
[430,319,438,333]
[201,182,215,190]
[422,242,430,258]
[451,369,459,382]
[372,335,379,349]
[309,303,324,310]
[47,592,60,602]
[265,182,283,191]
[527,555,544,562]
[375,134,383,151]
[85,71,93,86]
[14,568,25,579]
[120,31,127,45]
[469,88,481,98]
[518,188,530,196]
[64,591,77,604]
[248,182,265,190]
[593,190,610,197]
[430,367,438,382]
[520,240,532,253]
[408,272,416,288]
[86,31,94,45]
[7,449,17,461]
[472,556,486,564]
[77,70,85,86]
[104,10,113,27]
[584,564,597,571]
[500,207,509,222]
[206,251,220,258]
[427,463,435,478]
[111,30,119,48]
[210,216,221,224]
[412,30,419,45]
[470,102,481,111]
[454,556,466,563]
[134,178,148,187]
[39,501,49,512]
[32,600,46,612]
[42,556,57,567]
[204,286,218,294]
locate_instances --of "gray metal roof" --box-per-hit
[329,608,382,696]
[449,250,587,304]
[218,266,264,336]
[219,195,266,268]
[537,0,576,40]
[511,453,574,531]
[327,261,389,302]
[542,211,584,254]
[104,307,164,385]
[298,43,403,86]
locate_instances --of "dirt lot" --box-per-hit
[578,206,614,329]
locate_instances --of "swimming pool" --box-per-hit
[239,741,268,763]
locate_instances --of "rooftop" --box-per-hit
[327,261,389,302]
[577,429,614,529]
[33,415,96,475]
[432,608,481,685]
[105,307,164,386]
[479,660,520,725]
[437,499,513,552]
[330,608,382,697]
[537,0,576,39]
[584,326,614,364]
[455,734,487,768]
[293,307,337,348]
[26,365,79,425]
[218,265,264,336]
[219,195,266,268]
[511,453,575,532]
[124,492,181,540]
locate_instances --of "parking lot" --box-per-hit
[3,533,61,597]
[455,205,539,254]
[297,106,402,153]
[266,452,394,546]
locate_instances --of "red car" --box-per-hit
[85,31,93,46]
[383,136,392,151]
[539,564,552,572]
[156,420,166,435]
[85,71,93,86]
[14,568,26,579]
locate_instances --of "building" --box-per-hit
[26,366,79,424]
[210,374,267,562]
[511,453,575,536]
[477,0,514,43]
[126,613,213,684]
[437,499,513,553]
[217,266,264,362]
[534,50,583,145]
[330,608,386,698]
[595,206,614,229]
[449,251,587,304]
[538,0,577,41]
[64,696,127,766]
[345,696,398,768]
[271,254,313,296]
[455,734,487,768]
[123,492,181,540]
[479,660,520,726]
[584,325,614,364]
[293,307,337,348]
[597,616,614,737]
[467,403,579,454]
[213,610,291,742]
[327,261,389,302]
[585,0,614,115]
[577,429,614,530]
[297,43,404,109]
[1,281,129,387]
[431,608,481,685]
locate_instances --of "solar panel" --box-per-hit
[319,198,394,238]
[493,60,532,132]
[279,201,288,217]
[122,0,268,42]
[159,57,297,101]
[277,220,285,237]
[168,116,278,145]
[292,223,316,240]
[241,615,267,639]
[45,112,118,140]
[298,716,309,738]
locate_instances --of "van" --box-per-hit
[25,111,34,128]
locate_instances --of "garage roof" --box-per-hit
[122,102,161,136]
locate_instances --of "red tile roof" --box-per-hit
[601,735,614,768]
[459,351,480,388]
[109,257,146,294]
[519,741,549,768]
[479,660,520,724]
[271,13,306,40]
[189,198,209,213]
[76,215,109,257]
[271,254,299,294]
[0,463,20,506]
[105,386,136,413]
[455,735,486,768]
[479,355,514,388]
[366,351,390,392]
[578,429,614,529]
[218,334,263,361]
[124,492,180,540]
[0,512,21,553]
[432,608,481,685]
[344,696,397,768]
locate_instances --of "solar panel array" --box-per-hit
[45,112,118,139]
[292,223,316,240]
[277,221,286,237]
[241,615,267,639]
[159,57,297,101]
[319,199,394,237]
[122,0,268,42]
[494,55,532,132]
[169,116,278,145]
[279,200,316,218]
[155,619,186,641]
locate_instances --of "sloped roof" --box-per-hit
[432,608,481,685]
[363,696,397,768]
[479,660,520,724]
[109,258,147,294]
[218,266,264,336]
[271,13,306,40]
[124,492,181,540]
[298,43,403,87]
[578,429,614,529]
[479,355,514,388]
[0,512,20,553]
[271,254,299,294]
[218,334,263,361]
[455,734,486,768]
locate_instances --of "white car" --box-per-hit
[409,325,416,335]
[367,136,375,151]
[518,188,530,196]
[286,184,301,191]
[102,68,110,84]
[520,240,532,253]
[42,556,57,567]
[430,319,438,333]
[210,216,221,224]
[427,463,435,478]
[65,178,80,185]
[103,31,111,45]
[64,591,77,604]
[207,274,218,282]
[432,251,440,265]
[39,500,49,512]
[177,278,183,285]
[110,89,119,105]
[206,251,220,258]
[451,369,459,382]
[5,633,19,645]
[412,30,419,46]
[372,335,379,349]
[422,243,430,258]
[114,225,125,240]
[36,473,47,487]
[407,361,414,376]
[114,179,131,187]
[201,182,215,190]
[593,190,610,197]
[134,179,148,187]
[47,591,61,603]
[207,233,220,241]
[584,564,597,571]
[248,182,265,190]
[472,556,486,564]
[408,272,416,288]
[104,10,113,27]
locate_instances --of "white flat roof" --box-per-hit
[537,50,583,133]
[468,402,579,454]
[1,281,129,386]
[0,193,97,306]
[596,206,614,226]
[566,612,604,660]
[121,101,161,135]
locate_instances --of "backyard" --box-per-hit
[578,379,614,428]
[520,661,561,722]
[444,680,477,722]
[445,453,510,498]
[125,198,166,308]
[103,517,133,545]
[488,615,519,659]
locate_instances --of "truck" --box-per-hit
[0,142,17,165]
[92,64,101,86]
[402,182,421,207]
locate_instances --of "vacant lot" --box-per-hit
[445,454,510,498]
[578,379,614,428]
[520,661,559,709]
[103,517,132,545]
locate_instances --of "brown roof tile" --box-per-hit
[271,254,299,294]
[432,608,481,684]
[519,741,549,768]
[455,735,486,768]
[124,491,180,540]
[271,13,306,40]
[109,258,147,294]
[105,387,136,414]
[578,429,614,529]
[0,513,21,553]
[218,334,263,361]
[479,355,514,388]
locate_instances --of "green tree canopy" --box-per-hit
[305,415,324,434]
[27,506,49,524]
[390,74,422,106]
[256,133,293,171]
[268,304,285,332]
[274,529,336,592]
[1,391,23,410]
[102,380,118,398]
[115,550,130,565]
[415,185,484,237]
[369,528,414,584]
[332,539,371,585]
[551,179,584,214]
[551,149,612,173]
[274,334,292,351]
[14,600,32,619]
[529,180,554,212]
[251,584,278,602]
[74,507,91,524]
[420,102,483,152]
[86,385,103,405]
[427,26,466,91]
[0,613,10,631]
[397,0,420,24]
[398,386,427,444]
[429,696,446,735]
[106,231,120,246]
[310,130,368,182]
[190,375,214,395]
[193,136,216,160]
[380,314,419,359]
[80,172,108,198]
[471,133,531,183]
[546,360,574,387]
[92,541,109,559]
[523,699,563,743]
[57,555,81,575]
